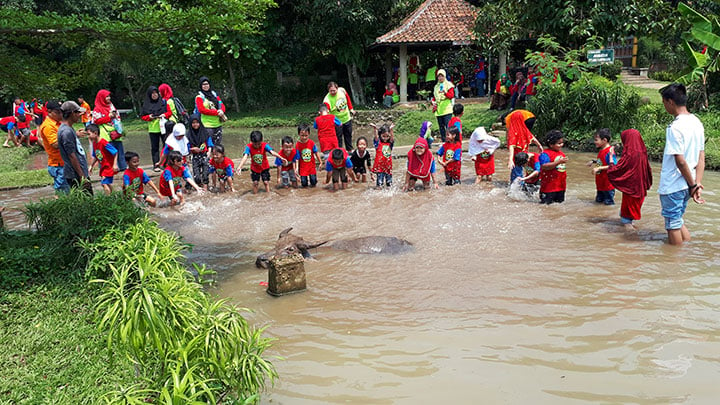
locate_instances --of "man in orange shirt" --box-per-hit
[39,101,69,193]
[78,95,92,126]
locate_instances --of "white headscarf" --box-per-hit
[468,127,500,156]
[164,123,189,156]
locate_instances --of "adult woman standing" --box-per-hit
[432,69,455,142]
[323,82,355,152]
[92,89,127,171]
[141,86,170,172]
[195,77,226,146]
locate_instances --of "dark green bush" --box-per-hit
[591,60,623,81]
[0,231,78,289]
[649,70,678,82]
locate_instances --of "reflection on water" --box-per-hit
[3,150,720,403]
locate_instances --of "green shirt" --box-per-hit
[434,81,454,117]
[425,66,438,82]
[323,88,352,124]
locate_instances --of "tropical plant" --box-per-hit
[525,35,602,82]
[676,2,720,110]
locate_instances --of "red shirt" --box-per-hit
[540,149,567,193]
[92,138,117,177]
[441,141,462,179]
[296,140,318,176]
[14,102,29,129]
[277,148,297,172]
[315,114,339,152]
[159,165,187,196]
[595,146,615,192]
[329,149,349,169]
[210,156,234,178]
[247,142,270,173]
[448,116,463,140]
[124,167,147,196]
[372,141,393,174]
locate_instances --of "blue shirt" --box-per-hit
[123,171,151,186]
[163,167,192,181]
[437,145,462,161]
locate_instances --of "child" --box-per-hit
[295,123,323,188]
[419,121,434,149]
[350,137,372,183]
[276,136,299,188]
[237,130,286,194]
[123,151,164,207]
[209,144,235,193]
[606,129,653,230]
[371,123,395,187]
[325,148,353,191]
[403,138,439,191]
[314,103,341,160]
[513,152,541,194]
[161,123,190,166]
[538,130,568,204]
[187,114,214,191]
[159,150,203,205]
[468,126,500,183]
[448,103,464,140]
[1,116,18,147]
[588,128,617,205]
[437,126,462,185]
[87,123,118,195]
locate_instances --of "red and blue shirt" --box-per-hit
[92,138,118,178]
[244,142,273,173]
[275,148,298,172]
[295,140,318,176]
[159,165,191,196]
[539,149,567,193]
[209,156,234,179]
[372,139,394,174]
[123,167,151,196]
[314,115,341,152]
[438,142,462,179]
[595,146,616,192]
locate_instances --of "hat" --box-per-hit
[172,123,186,137]
[436,69,447,78]
[61,101,86,113]
[46,100,62,111]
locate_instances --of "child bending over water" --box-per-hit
[403,138,439,191]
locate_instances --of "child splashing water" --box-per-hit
[437,126,462,185]
[371,123,395,187]
[208,144,235,193]
[237,130,286,194]
[403,137,439,191]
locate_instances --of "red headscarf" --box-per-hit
[159,83,173,100]
[506,110,533,151]
[407,138,434,179]
[93,89,112,116]
[607,129,652,198]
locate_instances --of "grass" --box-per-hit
[0,169,52,189]
[0,281,135,404]
[633,86,664,104]
[394,102,501,145]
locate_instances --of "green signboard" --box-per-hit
[587,49,615,65]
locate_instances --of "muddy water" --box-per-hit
[3,150,720,403]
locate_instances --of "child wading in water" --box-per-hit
[159,150,203,205]
[325,148,353,191]
[437,126,462,185]
[371,123,395,187]
[606,129,653,230]
[468,126,500,183]
[296,124,322,187]
[87,123,118,195]
[123,151,164,207]
[237,130,286,194]
[588,128,617,205]
[538,130,568,204]
[403,138,439,191]
[208,144,235,193]
[275,136,299,188]
[350,137,372,183]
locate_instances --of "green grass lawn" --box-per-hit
[0,146,52,189]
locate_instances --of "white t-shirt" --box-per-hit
[658,113,705,195]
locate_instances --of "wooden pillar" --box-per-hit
[385,48,393,85]
[499,52,507,77]
[399,44,408,103]
[632,36,638,68]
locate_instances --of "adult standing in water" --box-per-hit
[323,82,355,152]
[432,69,454,142]
[141,86,170,172]
[658,83,706,246]
[92,89,127,171]
[195,76,226,146]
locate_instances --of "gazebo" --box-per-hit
[374,0,479,103]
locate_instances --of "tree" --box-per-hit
[676,2,720,109]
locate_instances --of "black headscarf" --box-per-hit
[186,113,208,147]
[198,76,219,108]
[140,86,167,116]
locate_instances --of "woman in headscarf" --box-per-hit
[403,137,439,191]
[186,113,213,191]
[323,81,355,152]
[159,83,178,123]
[141,86,170,171]
[92,89,127,171]
[431,69,454,142]
[194,76,226,146]
[490,73,512,110]
[606,129,653,230]
[505,109,543,182]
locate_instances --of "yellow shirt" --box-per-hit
[39,116,63,167]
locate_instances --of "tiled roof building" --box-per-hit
[375,0,478,46]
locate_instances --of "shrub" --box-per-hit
[0,231,76,289]
[591,60,623,81]
[649,70,678,82]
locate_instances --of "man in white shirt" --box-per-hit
[658,83,706,246]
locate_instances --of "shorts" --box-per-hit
[331,167,348,183]
[353,166,367,175]
[101,176,114,185]
[17,128,30,137]
[251,169,271,182]
[376,172,392,187]
[595,189,615,205]
[540,190,565,204]
[301,174,317,187]
[660,189,690,230]
[280,169,297,186]
[47,165,69,193]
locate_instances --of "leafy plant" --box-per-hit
[676,2,720,109]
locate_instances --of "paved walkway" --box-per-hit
[619,72,667,90]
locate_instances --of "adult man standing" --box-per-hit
[659,83,705,246]
[58,101,93,194]
[38,101,69,194]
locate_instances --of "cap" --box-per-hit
[46,100,62,111]
[61,101,86,114]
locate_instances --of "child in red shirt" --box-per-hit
[295,123,323,188]
[123,151,163,207]
[371,123,395,187]
[87,123,118,195]
[588,128,617,205]
[538,130,568,204]
[447,103,463,141]
[209,144,235,193]
[275,136,299,188]
[237,130,286,194]
[314,104,341,158]
[159,150,203,205]
[437,126,462,185]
